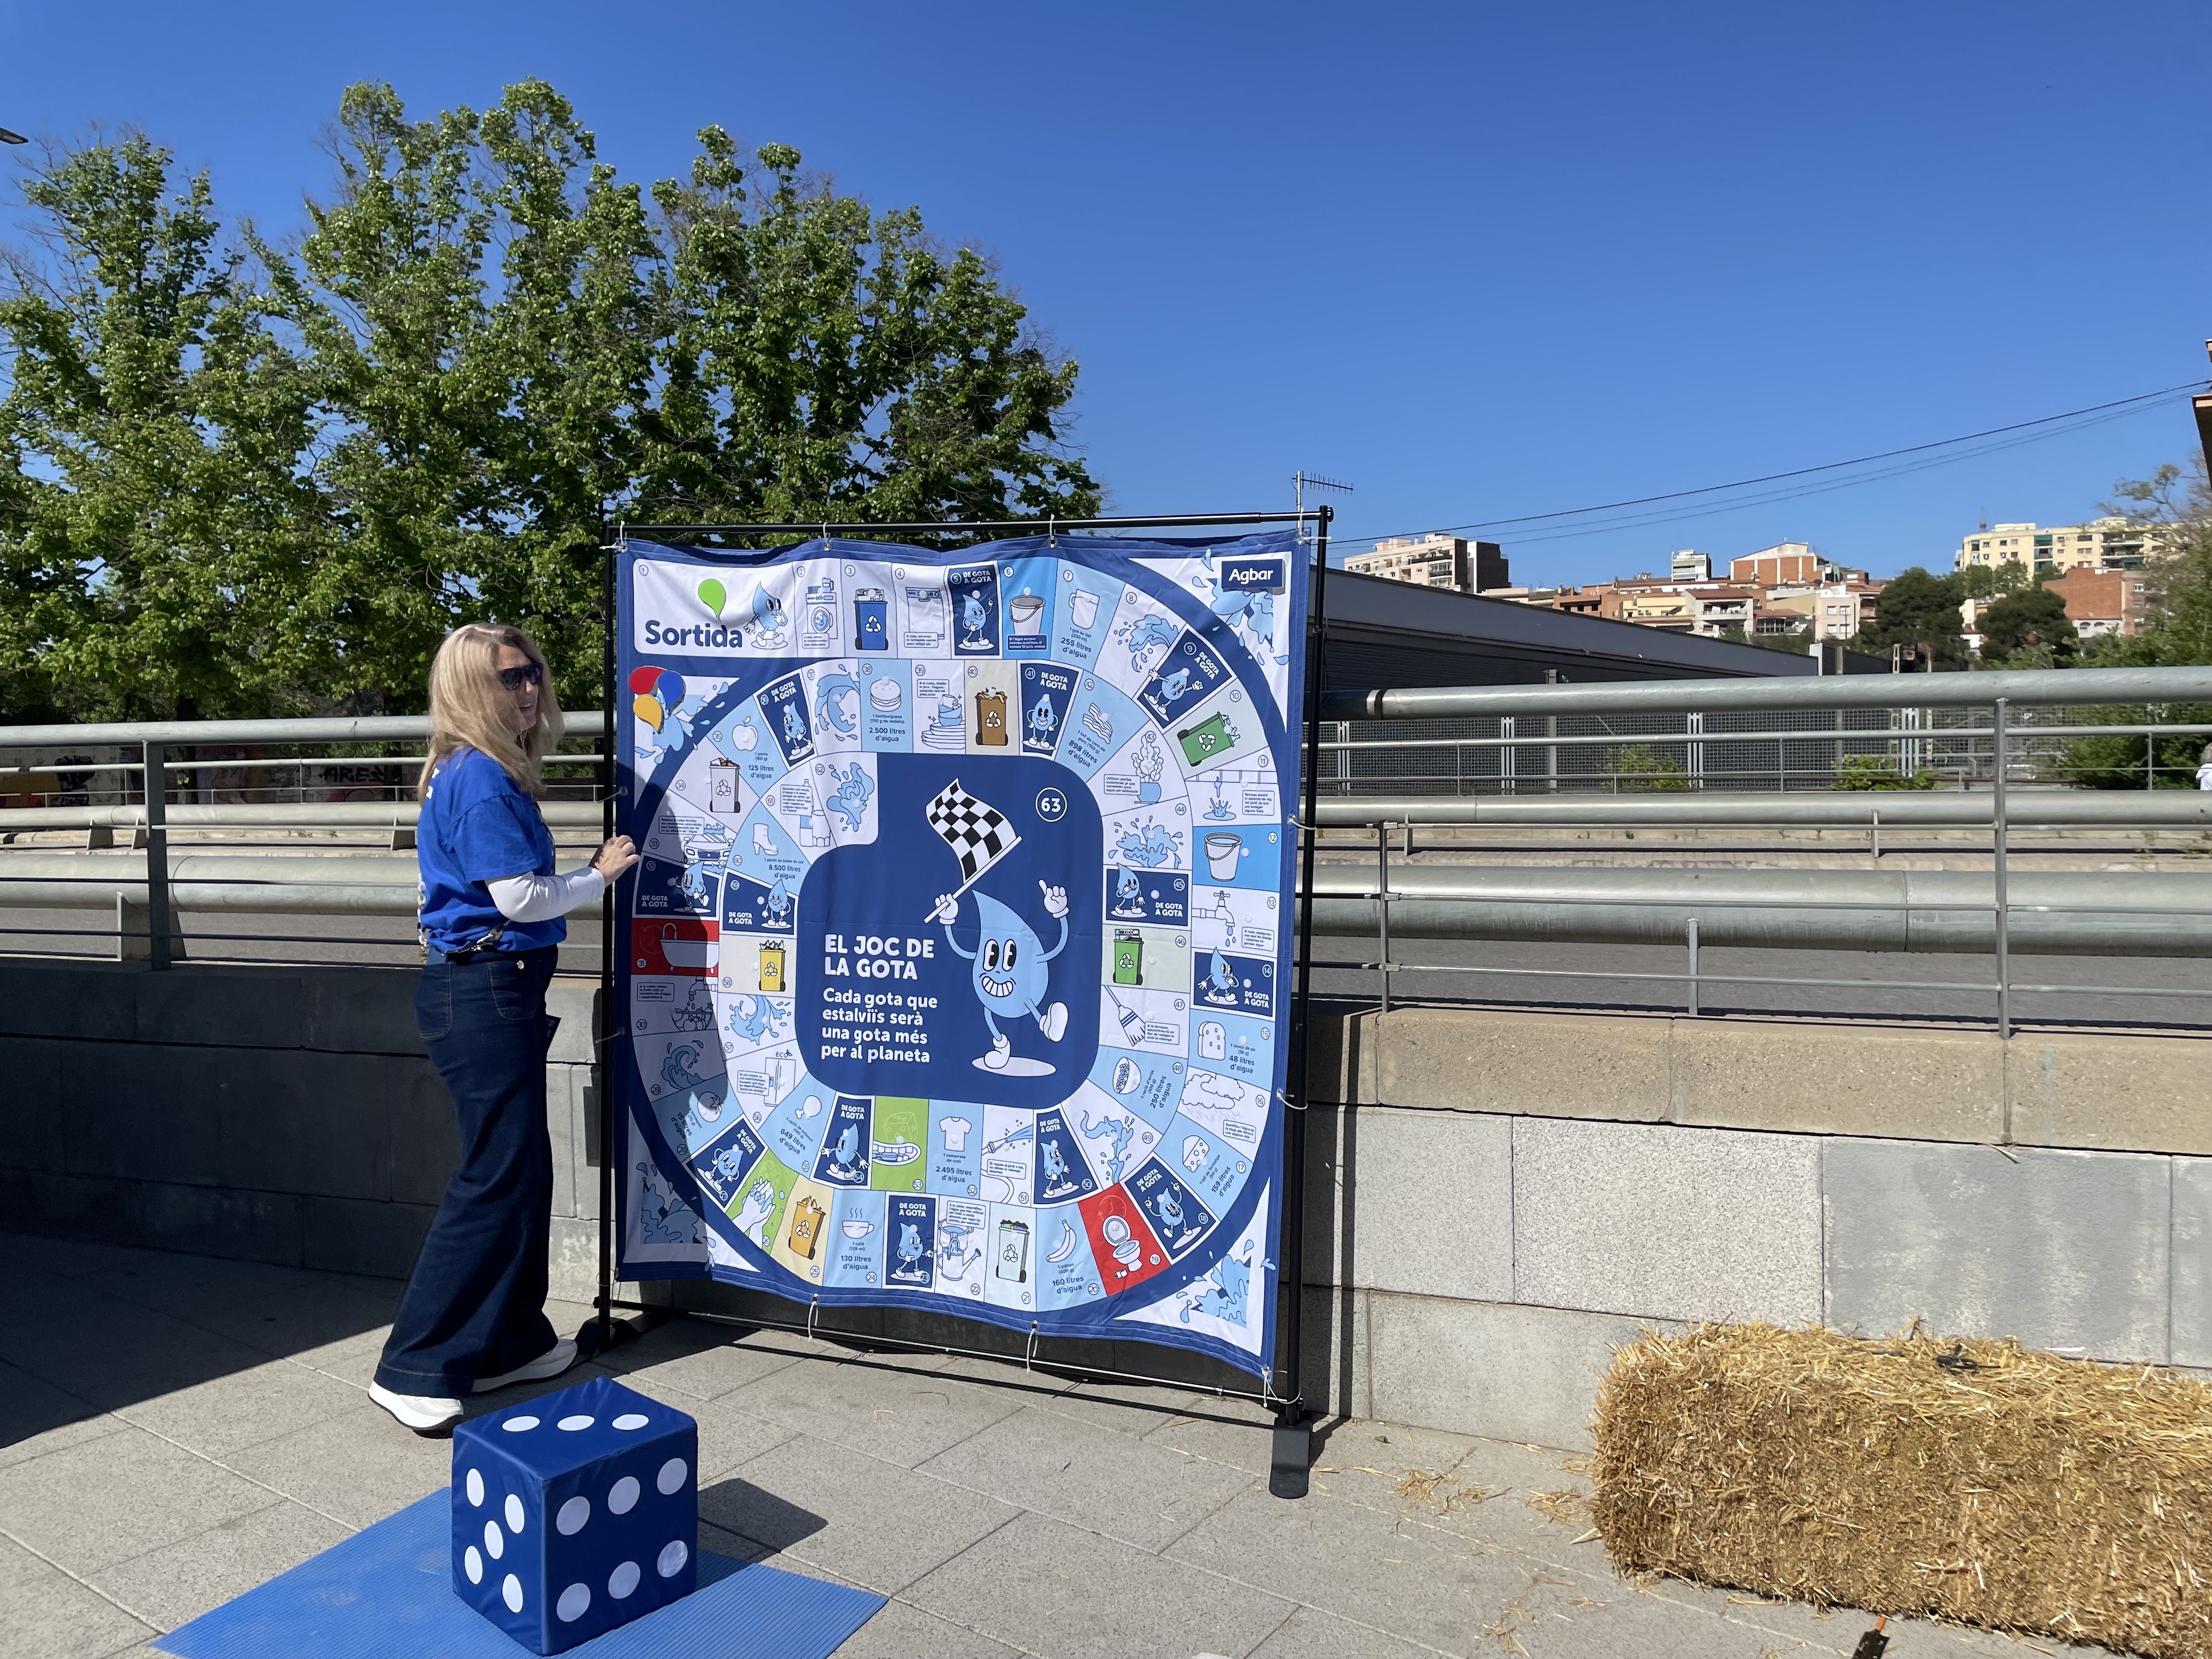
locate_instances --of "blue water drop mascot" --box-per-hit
[933,880,1070,1071]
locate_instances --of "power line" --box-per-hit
[1331,379,2209,553]
[1477,400,2166,550]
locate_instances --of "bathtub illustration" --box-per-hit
[660,923,718,971]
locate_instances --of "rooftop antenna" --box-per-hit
[1292,472,1353,552]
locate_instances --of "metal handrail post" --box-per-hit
[1685,917,1699,1017]
[143,741,172,970]
[1375,820,1391,1015]
[1993,698,2011,1039]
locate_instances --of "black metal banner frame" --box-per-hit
[591,509,1331,1498]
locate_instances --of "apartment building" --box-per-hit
[1763,582,1878,641]
[2042,566,2152,637]
[1731,542,1826,586]
[1344,533,1510,593]
[1954,518,2151,577]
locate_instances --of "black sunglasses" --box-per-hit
[498,662,544,691]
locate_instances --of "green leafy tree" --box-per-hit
[1846,566,1968,668]
[1955,558,2028,600]
[1605,743,1690,791]
[1977,585,2078,667]
[0,134,323,720]
[1832,753,1943,790]
[1,81,1102,721]
[635,126,1098,534]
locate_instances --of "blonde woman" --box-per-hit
[369,624,638,1435]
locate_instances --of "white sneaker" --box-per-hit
[475,1338,578,1394]
[369,1381,463,1435]
[1039,1001,1068,1041]
[982,1034,1011,1070]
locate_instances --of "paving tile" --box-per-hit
[0,1357,109,1466]
[1165,1481,1544,1656]
[902,1510,1293,1659]
[596,1322,809,1401]
[815,1594,1029,1658]
[113,1356,368,1459]
[220,1400,449,1529]
[0,1535,155,1659]
[0,1280,281,1414]
[190,1274,400,1358]
[1028,1375,1249,1438]
[731,1355,1028,1468]
[1250,1419,1488,1511]
[275,1329,386,1390]
[1246,1604,1438,1658]
[88,1497,353,1632]
[94,1249,323,1323]
[916,1404,1257,1551]
[705,1434,1019,1594]
[601,1369,796,1480]
[0,1426,284,1575]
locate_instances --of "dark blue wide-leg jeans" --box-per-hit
[375,946,561,1395]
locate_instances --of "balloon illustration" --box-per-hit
[633,692,664,732]
[697,577,726,617]
[627,664,664,695]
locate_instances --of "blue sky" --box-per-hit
[5,1,2208,585]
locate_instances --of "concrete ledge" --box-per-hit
[2009,1029,2212,1154]
[1372,1006,1671,1121]
[1314,1004,2209,1155]
[1671,1018,2003,1142]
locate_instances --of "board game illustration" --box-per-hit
[613,531,1308,1379]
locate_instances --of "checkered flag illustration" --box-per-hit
[924,778,1022,897]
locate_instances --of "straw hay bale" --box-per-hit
[1591,1323,2212,1657]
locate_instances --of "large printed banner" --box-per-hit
[613,530,1308,1379]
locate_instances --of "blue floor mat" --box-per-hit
[153,1490,886,1659]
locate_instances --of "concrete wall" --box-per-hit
[0,960,606,1299]
[1300,1005,2212,1447]
[5,961,2205,1452]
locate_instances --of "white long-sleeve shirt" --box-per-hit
[486,866,605,923]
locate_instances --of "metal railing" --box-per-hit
[0,714,608,967]
[5,668,2212,1034]
[1308,667,2212,1036]
[1317,664,2212,797]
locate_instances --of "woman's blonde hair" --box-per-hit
[419,623,564,799]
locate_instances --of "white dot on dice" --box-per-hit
[613,1413,648,1430]
[556,1494,591,1535]
[608,1561,640,1599]
[483,1520,503,1560]
[503,1416,539,1433]
[465,1469,483,1506]
[608,1475,640,1515]
[501,1573,523,1612]
[658,1540,688,1577]
[464,1545,483,1584]
[557,1414,594,1431]
[656,1457,689,1496]
[504,1494,525,1533]
[557,1583,591,1623]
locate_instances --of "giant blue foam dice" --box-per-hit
[450,1376,698,1654]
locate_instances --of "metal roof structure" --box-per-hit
[1315,567,1878,691]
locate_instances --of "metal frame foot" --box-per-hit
[1268,1410,1312,1500]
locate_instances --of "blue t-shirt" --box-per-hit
[417,748,566,953]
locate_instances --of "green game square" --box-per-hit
[869,1096,930,1191]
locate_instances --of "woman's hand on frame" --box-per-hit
[591,835,641,882]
